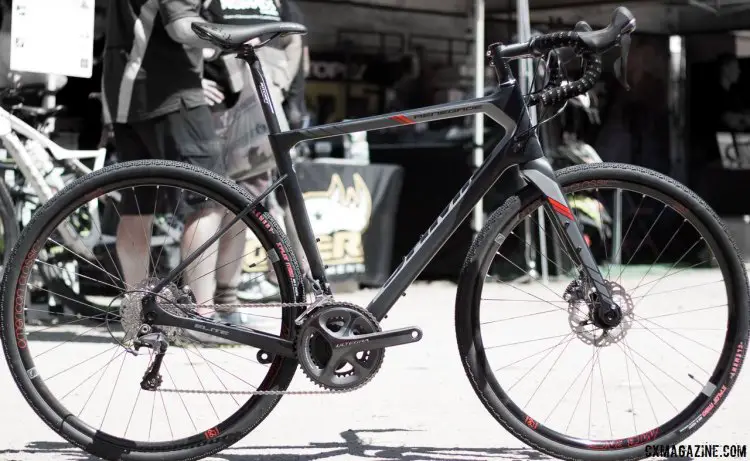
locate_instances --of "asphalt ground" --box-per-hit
[0,268,747,461]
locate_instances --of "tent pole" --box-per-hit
[516,0,549,285]
[472,0,485,236]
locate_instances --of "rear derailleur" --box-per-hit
[133,324,169,391]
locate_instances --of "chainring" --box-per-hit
[296,302,385,391]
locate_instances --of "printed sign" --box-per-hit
[239,161,404,291]
[242,172,371,279]
[10,0,95,78]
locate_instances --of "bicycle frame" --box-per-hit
[147,44,616,358]
[246,46,615,319]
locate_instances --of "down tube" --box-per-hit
[366,137,522,321]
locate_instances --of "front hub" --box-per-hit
[591,293,623,329]
[565,279,634,347]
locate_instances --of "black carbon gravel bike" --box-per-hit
[2,7,747,461]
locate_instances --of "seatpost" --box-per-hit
[238,46,283,135]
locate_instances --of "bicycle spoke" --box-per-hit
[59,346,123,400]
[523,332,575,408]
[47,344,122,382]
[627,218,686,293]
[481,308,563,325]
[35,258,123,293]
[124,388,143,438]
[28,282,121,317]
[507,333,574,392]
[181,348,220,421]
[542,346,598,423]
[630,279,724,300]
[641,303,726,321]
[162,364,198,433]
[615,203,666,283]
[78,348,124,418]
[632,314,720,356]
[152,192,184,276]
[620,337,676,415]
[597,356,613,438]
[34,320,109,358]
[565,348,600,433]
[159,390,174,440]
[100,353,128,430]
[131,187,158,278]
[495,336,577,373]
[607,193,645,280]
[47,237,125,290]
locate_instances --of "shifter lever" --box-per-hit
[614,33,631,91]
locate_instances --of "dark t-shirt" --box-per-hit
[203,0,305,110]
[103,0,206,124]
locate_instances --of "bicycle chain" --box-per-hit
[156,301,354,396]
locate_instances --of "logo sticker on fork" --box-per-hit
[547,197,574,220]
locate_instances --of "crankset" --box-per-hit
[297,302,422,391]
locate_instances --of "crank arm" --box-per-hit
[331,327,423,354]
[144,300,296,358]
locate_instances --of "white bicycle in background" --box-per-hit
[0,83,184,322]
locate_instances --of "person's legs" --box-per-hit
[161,106,226,314]
[180,206,223,312]
[214,171,271,306]
[116,215,154,287]
[112,123,157,289]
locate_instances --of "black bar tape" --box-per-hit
[524,31,603,107]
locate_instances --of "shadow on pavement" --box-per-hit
[1,429,556,461]
[219,428,555,460]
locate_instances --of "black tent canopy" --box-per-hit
[304,0,750,34]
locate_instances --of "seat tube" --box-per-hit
[239,46,331,292]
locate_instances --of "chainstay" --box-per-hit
[171,302,310,310]
[162,301,348,395]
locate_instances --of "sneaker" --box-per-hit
[237,273,281,302]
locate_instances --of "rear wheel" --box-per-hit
[456,163,748,460]
[1,160,304,460]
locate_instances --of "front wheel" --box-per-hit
[456,163,748,460]
[1,160,304,461]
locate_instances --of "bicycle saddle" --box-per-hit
[192,21,307,50]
